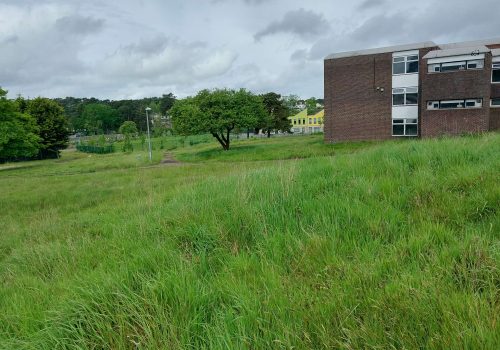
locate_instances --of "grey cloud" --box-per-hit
[211,0,272,4]
[55,15,105,35]
[357,0,385,10]
[254,8,330,41]
[100,36,238,84]
[1,35,19,45]
[290,49,308,62]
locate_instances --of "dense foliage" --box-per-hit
[258,92,291,137]
[55,93,176,133]
[0,89,40,162]
[27,97,69,159]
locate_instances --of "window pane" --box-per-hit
[406,61,419,73]
[393,119,404,124]
[406,92,418,105]
[428,64,440,73]
[393,125,404,135]
[467,60,484,69]
[406,87,418,93]
[393,62,405,74]
[440,100,464,109]
[392,88,405,94]
[405,124,418,136]
[408,55,419,61]
[393,57,405,63]
[491,98,500,106]
[406,119,418,124]
[441,62,466,72]
[465,99,482,108]
[493,69,500,83]
[393,94,405,105]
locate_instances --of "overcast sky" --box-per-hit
[1,0,500,100]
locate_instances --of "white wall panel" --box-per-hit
[392,106,418,119]
[392,74,419,88]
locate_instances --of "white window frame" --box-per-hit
[393,54,419,75]
[492,63,500,84]
[427,98,483,110]
[491,98,500,108]
[392,87,418,106]
[392,118,418,137]
[428,59,484,73]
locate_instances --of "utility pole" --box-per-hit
[145,107,153,161]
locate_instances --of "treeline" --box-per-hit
[55,93,176,134]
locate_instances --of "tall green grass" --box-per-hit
[0,133,499,349]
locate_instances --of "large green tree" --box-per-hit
[171,89,265,150]
[306,97,319,115]
[259,92,291,137]
[0,89,40,161]
[27,97,69,159]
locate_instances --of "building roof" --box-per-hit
[325,38,500,60]
[423,45,490,59]
[325,41,436,60]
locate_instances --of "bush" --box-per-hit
[76,144,114,154]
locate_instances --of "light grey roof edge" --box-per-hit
[423,45,491,59]
[325,41,436,60]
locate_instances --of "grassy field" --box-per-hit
[0,133,499,349]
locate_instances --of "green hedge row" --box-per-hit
[76,144,115,154]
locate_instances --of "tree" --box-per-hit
[171,89,265,150]
[259,92,291,137]
[306,97,318,115]
[119,121,138,153]
[282,94,301,115]
[81,103,120,135]
[0,89,40,161]
[27,97,69,159]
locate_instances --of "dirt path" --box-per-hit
[160,152,181,165]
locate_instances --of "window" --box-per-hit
[293,119,296,125]
[491,98,500,107]
[392,87,418,106]
[309,118,312,124]
[392,118,418,136]
[492,63,500,83]
[314,118,317,124]
[428,59,484,73]
[393,54,419,75]
[427,99,483,110]
[302,119,305,124]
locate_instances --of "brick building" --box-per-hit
[324,38,500,142]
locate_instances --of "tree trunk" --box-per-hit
[267,130,271,138]
[247,129,250,139]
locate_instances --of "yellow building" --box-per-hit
[289,109,324,134]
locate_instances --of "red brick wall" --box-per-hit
[490,109,500,130]
[420,55,492,136]
[324,53,392,142]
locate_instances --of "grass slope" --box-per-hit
[0,133,499,349]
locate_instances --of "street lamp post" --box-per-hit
[145,107,153,161]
